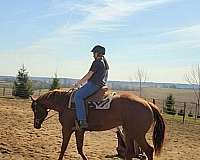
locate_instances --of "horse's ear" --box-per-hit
[30,96,36,102]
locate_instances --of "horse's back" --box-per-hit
[87,93,154,131]
[115,93,153,114]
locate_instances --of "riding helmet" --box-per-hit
[91,45,105,55]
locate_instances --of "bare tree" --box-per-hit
[185,64,200,118]
[135,68,147,97]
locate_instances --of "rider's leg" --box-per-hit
[74,81,100,128]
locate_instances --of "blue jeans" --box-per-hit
[74,81,100,121]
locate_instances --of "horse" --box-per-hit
[30,89,165,160]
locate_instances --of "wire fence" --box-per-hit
[0,87,13,97]
[150,98,199,122]
[0,87,52,97]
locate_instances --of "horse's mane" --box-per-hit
[36,89,71,102]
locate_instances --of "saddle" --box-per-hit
[87,86,109,102]
[68,86,116,130]
[68,86,115,110]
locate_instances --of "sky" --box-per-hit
[0,0,200,83]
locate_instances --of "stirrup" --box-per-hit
[72,120,80,131]
[79,120,88,129]
[72,120,88,131]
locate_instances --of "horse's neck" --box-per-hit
[41,95,68,112]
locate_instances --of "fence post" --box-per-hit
[153,98,155,104]
[183,102,186,123]
[3,87,5,96]
[195,103,198,120]
[162,99,165,113]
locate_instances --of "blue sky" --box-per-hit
[0,0,200,83]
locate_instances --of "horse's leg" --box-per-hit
[121,127,133,160]
[123,132,134,160]
[75,130,87,160]
[134,135,154,160]
[58,128,73,160]
[125,139,133,160]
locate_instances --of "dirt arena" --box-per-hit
[0,97,200,160]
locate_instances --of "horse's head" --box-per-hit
[30,96,48,129]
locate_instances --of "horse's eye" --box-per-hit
[33,106,36,112]
[32,102,38,112]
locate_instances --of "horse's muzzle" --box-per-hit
[34,119,42,129]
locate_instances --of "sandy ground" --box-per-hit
[0,98,200,160]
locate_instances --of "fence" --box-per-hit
[152,98,200,123]
[0,87,13,97]
[0,88,49,97]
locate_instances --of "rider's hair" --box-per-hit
[96,53,109,70]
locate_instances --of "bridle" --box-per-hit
[33,102,54,124]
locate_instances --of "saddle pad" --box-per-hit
[87,92,116,109]
[68,90,116,110]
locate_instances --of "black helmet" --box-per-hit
[91,45,105,55]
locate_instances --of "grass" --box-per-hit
[163,113,200,125]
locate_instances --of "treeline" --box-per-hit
[12,65,62,98]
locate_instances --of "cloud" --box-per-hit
[123,24,200,52]
[158,24,200,37]
[54,0,177,35]
[156,24,200,49]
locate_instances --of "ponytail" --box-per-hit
[96,53,109,70]
[103,56,109,70]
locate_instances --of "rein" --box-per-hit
[43,110,58,122]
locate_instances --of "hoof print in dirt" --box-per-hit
[0,146,11,154]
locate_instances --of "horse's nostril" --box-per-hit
[34,121,41,129]
[34,119,40,127]
[36,125,41,129]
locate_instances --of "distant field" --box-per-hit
[0,86,196,102]
[142,87,196,103]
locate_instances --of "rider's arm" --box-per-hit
[77,71,94,86]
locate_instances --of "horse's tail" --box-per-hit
[148,102,165,156]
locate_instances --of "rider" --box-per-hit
[74,45,109,129]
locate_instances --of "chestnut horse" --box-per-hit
[30,89,165,160]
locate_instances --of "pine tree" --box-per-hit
[13,65,33,98]
[49,73,60,91]
[165,94,176,114]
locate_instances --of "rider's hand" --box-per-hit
[74,81,81,88]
